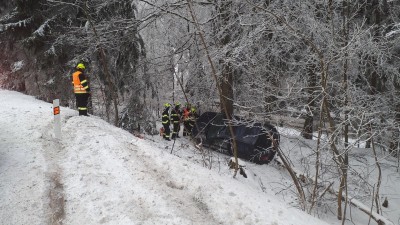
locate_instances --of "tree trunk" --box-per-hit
[364,0,387,149]
[340,1,350,223]
[301,63,317,139]
[218,0,234,117]
[220,64,234,117]
[84,1,119,126]
[187,0,240,177]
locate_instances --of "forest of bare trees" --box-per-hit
[0,1,399,224]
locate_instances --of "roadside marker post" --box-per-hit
[53,99,61,140]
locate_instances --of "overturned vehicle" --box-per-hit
[192,112,280,164]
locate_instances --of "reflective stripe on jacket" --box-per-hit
[171,109,180,124]
[72,71,88,94]
[162,109,170,125]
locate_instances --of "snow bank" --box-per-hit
[0,90,331,225]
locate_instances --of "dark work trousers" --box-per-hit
[172,122,180,139]
[188,120,195,135]
[183,121,191,136]
[75,93,89,116]
[163,124,171,140]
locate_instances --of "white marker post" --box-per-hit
[53,99,61,140]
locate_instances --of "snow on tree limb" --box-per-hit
[273,157,395,225]
[0,18,32,32]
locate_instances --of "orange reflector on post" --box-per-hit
[53,106,60,115]
[53,99,61,140]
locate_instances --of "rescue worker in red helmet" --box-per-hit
[72,63,90,116]
[182,103,192,136]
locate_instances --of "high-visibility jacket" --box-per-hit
[72,70,89,94]
[162,108,170,126]
[170,108,181,124]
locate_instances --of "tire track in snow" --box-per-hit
[60,117,221,224]
[122,143,220,225]
[41,122,67,225]
[0,91,56,225]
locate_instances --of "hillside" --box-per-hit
[0,89,335,225]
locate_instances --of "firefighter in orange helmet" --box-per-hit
[72,63,90,116]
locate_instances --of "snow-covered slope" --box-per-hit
[0,90,332,225]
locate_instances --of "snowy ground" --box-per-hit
[0,90,399,225]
